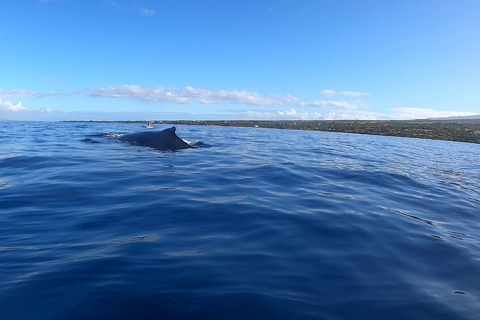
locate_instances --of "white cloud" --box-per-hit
[4,85,478,121]
[0,88,68,99]
[183,86,279,105]
[339,91,370,97]
[107,1,119,7]
[300,100,358,110]
[138,7,154,15]
[389,108,477,120]
[0,89,41,97]
[0,99,52,113]
[78,85,359,110]
[234,109,378,120]
[321,89,369,97]
[320,89,336,97]
[268,0,291,12]
[234,109,379,120]
[232,107,478,121]
[1,85,361,110]
[238,109,322,120]
[78,85,190,104]
[0,99,29,112]
[46,78,61,84]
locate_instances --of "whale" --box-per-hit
[118,126,194,151]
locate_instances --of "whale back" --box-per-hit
[119,126,193,151]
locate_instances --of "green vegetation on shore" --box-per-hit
[68,120,480,144]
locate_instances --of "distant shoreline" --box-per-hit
[65,120,480,144]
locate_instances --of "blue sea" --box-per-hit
[1,122,479,320]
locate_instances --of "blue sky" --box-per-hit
[1,0,479,121]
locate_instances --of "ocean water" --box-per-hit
[1,122,479,320]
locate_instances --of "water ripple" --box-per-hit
[1,122,479,320]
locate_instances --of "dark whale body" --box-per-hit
[119,126,193,151]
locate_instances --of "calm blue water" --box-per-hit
[1,122,479,320]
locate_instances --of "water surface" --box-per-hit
[1,122,479,319]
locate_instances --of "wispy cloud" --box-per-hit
[233,109,376,120]
[75,85,360,110]
[234,108,477,121]
[0,89,41,97]
[7,85,474,121]
[340,91,370,97]
[1,85,360,110]
[268,0,291,12]
[46,78,61,84]
[238,108,323,120]
[299,100,357,110]
[73,85,189,104]
[0,88,68,99]
[138,7,154,15]
[107,1,120,7]
[183,86,280,106]
[321,89,370,97]
[320,89,336,97]
[389,108,477,120]
[1,93,475,122]
[107,1,155,16]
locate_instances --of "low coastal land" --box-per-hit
[70,120,480,144]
